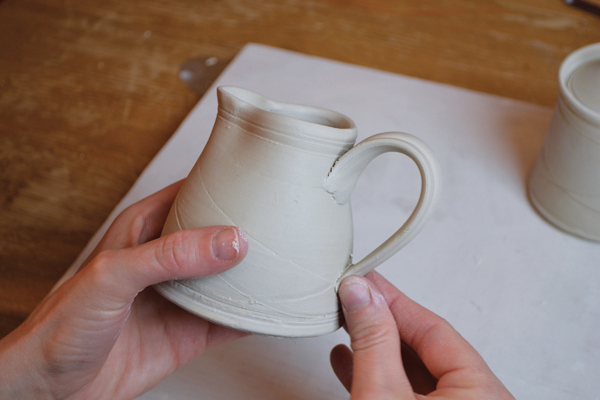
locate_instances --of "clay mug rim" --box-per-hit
[559,42,600,127]
[218,86,359,147]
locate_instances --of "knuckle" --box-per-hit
[111,203,151,248]
[410,314,454,349]
[126,211,148,246]
[153,230,198,277]
[123,208,149,247]
[350,317,397,352]
[473,382,506,399]
[472,371,515,400]
[84,250,119,283]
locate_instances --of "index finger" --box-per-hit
[93,180,184,254]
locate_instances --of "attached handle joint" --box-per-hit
[323,132,442,285]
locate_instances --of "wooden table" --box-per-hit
[1,0,599,338]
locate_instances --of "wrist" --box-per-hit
[0,325,54,400]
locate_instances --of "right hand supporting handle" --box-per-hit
[323,132,442,285]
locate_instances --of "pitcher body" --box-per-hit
[154,86,442,337]
[156,87,359,336]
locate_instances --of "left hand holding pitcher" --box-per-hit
[0,181,249,399]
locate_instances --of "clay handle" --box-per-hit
[323,132,442,284]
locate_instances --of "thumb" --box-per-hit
[75,226,248,309]
[338,276,413,399]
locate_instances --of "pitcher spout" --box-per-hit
[216,86,358,156]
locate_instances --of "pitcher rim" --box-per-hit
[217,86,358,146]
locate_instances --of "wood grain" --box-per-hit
[1,0,599,337]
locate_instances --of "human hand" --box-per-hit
[331,271,515,399]
[0,181,249,400]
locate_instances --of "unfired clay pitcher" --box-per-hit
[154,86,442,337]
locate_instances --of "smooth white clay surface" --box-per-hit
[154,86,441,337]
[568,60,600,114]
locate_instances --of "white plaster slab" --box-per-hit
[54,43,600,400]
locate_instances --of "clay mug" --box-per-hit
[154,86,442,337]
[529,43,600,241]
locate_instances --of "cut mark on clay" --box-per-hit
[198,169,333,283]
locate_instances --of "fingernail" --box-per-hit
[339,277,372,312]
[212,227,240,261]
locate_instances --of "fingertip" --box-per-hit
[211,227,246,262]
[330,343,351,364]
[237,227,249,257]
[339,276,372,313]
[330,344,354,393]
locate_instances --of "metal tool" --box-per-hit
[565,0,600,17]
[178,56,231,96]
